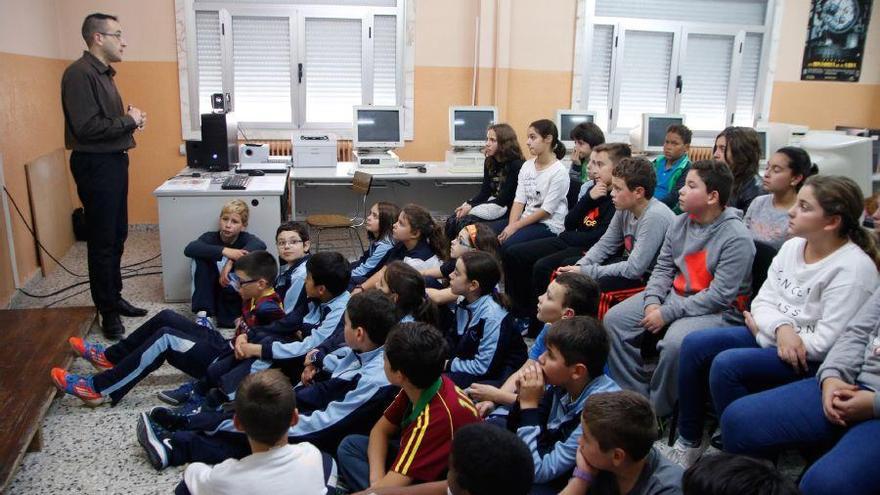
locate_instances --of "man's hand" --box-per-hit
[304,348,320,366]
[219,261,233,288]
[236,342,262,360]
[776,326,808,373]
[575,444,600,477]
[556,265,580,274]
[589,181,608,200]
[517,362,546,409]
[127,105,146,128]
[821,377,857,425]
[222,248,249,261]
[233,333,248,359]
[640,304,665,333]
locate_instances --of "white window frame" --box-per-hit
[175,0,408,140]
[574,0,778,138]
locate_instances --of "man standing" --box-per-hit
[62,13,148,339]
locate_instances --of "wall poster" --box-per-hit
[801,0,873,81]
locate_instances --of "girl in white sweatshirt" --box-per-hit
[660,175,880,468]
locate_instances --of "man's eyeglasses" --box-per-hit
[100,32,124,40]
[277,239,304,247]
[228,272,259,291]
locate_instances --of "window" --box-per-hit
[184,1,405,135]
[577,0,775,134]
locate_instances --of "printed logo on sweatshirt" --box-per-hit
[673,250,712,295]
[583,207,600,228]
[624,235,635,255]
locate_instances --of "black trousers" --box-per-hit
[70,151,129,313]
[503,236,584,318]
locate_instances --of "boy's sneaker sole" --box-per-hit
[136,412,169,470]
[157,390,188,406]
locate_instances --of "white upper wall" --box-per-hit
[0,0,62,58]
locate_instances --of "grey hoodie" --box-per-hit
[643,208,755,324]
[818,286,880,417]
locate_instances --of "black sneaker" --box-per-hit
[148,406,190,431]
[204,388,231,410]
[136,412,172,470]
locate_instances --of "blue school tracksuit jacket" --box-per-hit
[211,345,398,452]
[350,237,395,285]
[445,294,527,388]
[500,375,620,487]
[259,291,351,361]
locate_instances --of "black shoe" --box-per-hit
[117,298,148,317]
[101,312,125,340]
[136,412,171,470]
[204,388,231,410]
[148,406,190,431]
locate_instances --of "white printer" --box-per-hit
[292,132,338,168]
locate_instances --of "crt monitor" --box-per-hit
[450,106,497,147]
[641,113,685,154]
[353,106,403,149]
[557,110,597,147]
[799,132,873,198]
[755,126,770,163]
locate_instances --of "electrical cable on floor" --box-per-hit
[3,185,162,296]
[43,270,162,308]
[18,263,163,299]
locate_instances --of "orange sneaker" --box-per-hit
[50,368,104,406]
[68,337,113,370]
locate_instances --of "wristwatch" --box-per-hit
[573,467,594,483]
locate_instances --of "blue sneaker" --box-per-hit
[195,311,215,331]
[157,381,197,406]
[172,392,207,416]
[136,412,172,470]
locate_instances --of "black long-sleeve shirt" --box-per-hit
[184,231,267,261]
[61,51,137,152]
[468,159,524,209]
[558,182,615,248]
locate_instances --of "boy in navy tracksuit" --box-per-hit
[210,252,352,399]
[446,251,527,388]
[54,252,285,407]
[488,317,619,493]
[139,289,401,467]
[186,199,267,328]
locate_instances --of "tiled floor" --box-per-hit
[6,226,364,494]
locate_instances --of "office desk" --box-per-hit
[153,170,289,302]
[289,162,482,219]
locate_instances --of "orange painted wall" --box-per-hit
[769,82,880,129]
[0,52,69,305]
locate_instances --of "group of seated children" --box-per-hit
[49,114,880,495]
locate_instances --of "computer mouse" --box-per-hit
[247,169,265,176]
[417,166,427,173]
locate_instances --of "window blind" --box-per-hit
[195,11,222,116]
[680,33,734,131]
[305,17,363,123]
[373,15,397,105]
[734,33,762,127]
[232,16,292,123]
[595,0,767,25]
[617,30,673,129]
[588,25,613,131]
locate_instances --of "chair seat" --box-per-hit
[306,214,353,228]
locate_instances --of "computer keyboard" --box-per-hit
[349,167,409,176]
[221,175,251,190]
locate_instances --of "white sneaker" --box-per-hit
[195,311,215,331]
[655,437,706,469]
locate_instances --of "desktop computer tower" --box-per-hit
[200,112,238,171]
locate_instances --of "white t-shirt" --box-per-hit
[183,443,332,495]
[752,237,879,361]
[513,159,570,234]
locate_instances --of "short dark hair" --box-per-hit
[553,272,599,317]
[346,290,398,345]
[384,322,448,388]
[82,13,118,45]
[234,251,278,285]
[582,391,657,461]
[569,122,605,148]
[306,251,351,296]
[592,143,632,166]
[666,124,693,145]
[613,156,658,199]
[276,221,309,243]
[683,453,800,495]
[234,370,295,446]
[451,423,534,495]
[545,316,608,379]
[689,159,734,207]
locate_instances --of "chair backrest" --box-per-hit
[751,240,778,300]
[567,178,583,210]
[352,171,373,196]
